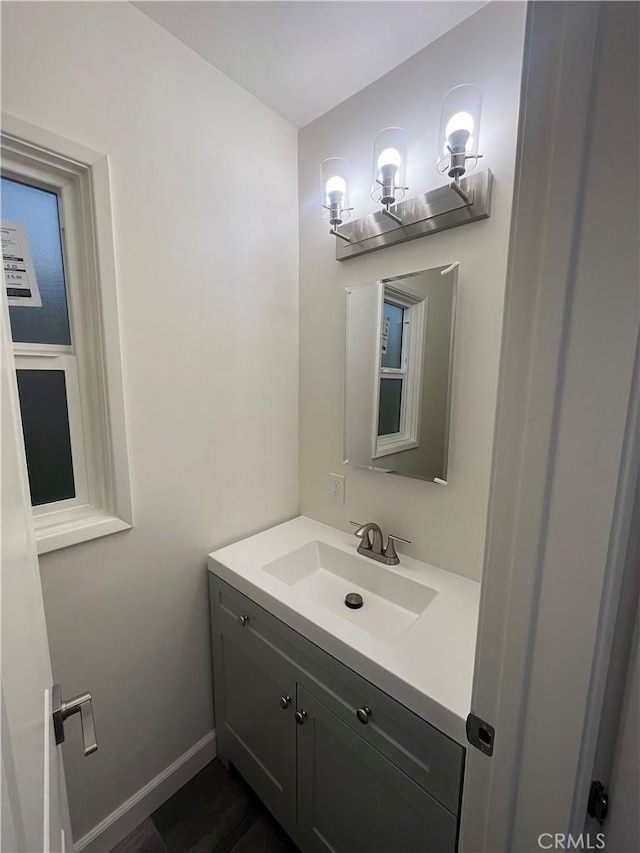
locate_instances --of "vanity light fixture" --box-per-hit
[371,127,409,225]
[437,84,483,205]
[320,157,353,242]
[321,83,491,260]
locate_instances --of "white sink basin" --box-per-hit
[262,541,437,643]
[209,516,482,744]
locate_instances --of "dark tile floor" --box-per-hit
[111,760,299,853]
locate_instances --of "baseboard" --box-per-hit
[74,730,216,853]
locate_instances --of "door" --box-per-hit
[603,608,639,852]
[460,3,639,851]
[584,473,639,851]
[1,283,73,850]
[295,685,458,853]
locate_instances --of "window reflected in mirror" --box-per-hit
[344,265,457,482]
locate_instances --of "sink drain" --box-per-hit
[345,592,363,610]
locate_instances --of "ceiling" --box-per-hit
[133,1,488,128]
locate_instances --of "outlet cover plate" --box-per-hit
[328,474,345,504]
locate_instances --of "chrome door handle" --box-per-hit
[52,683,98,756]
[239,614,249,627]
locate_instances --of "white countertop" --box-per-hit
[208,516,480,745]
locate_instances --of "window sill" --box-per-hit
[34,506,132,554]
[373,437,419,459]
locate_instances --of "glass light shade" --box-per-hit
[371,127,408,204]
[320,157,350,221]
[437,84,482,175]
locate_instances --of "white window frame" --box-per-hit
[1,113,133,553]
[13,353,90,516]
[372,285,426,459]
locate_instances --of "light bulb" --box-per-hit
[445,111,474,139]
[377,147,402,171]
[371,129,407,208]
[443,136,474,156]
[446,111,474,155]
[438,86,482,179]
[325,175,346,198]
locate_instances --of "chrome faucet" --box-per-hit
[350,521,411,566]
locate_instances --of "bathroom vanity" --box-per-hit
[208,517,480,852]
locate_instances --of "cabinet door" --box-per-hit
[296,686,458,853]
[213,624,297,830]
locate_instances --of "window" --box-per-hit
[373,287,426,459]
[1,115,132,553]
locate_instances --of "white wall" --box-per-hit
[1,1,298,841]
[298,1,526,582]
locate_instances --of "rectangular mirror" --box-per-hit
[344,265,457,482]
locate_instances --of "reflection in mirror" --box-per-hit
[344,265,457,482]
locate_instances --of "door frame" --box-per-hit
[460,2,639,851]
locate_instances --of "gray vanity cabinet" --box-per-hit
[209,574,463,853]
[296,685,458,853]
[210,584,298,832]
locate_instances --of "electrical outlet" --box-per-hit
[328,473,345,504]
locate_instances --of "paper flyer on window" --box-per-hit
[381,319,389,354]
[2,221,43,307]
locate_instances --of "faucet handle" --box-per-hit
[384,533,411,562]
[383,537,398,562]
[388,533,411,545]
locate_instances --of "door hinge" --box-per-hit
[587,780,609,824]
[466,712,495,756]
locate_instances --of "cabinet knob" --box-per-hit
[279,695,291,710]
[238,614,249,627]
[295,709,308,725]
[356,706,372,724]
